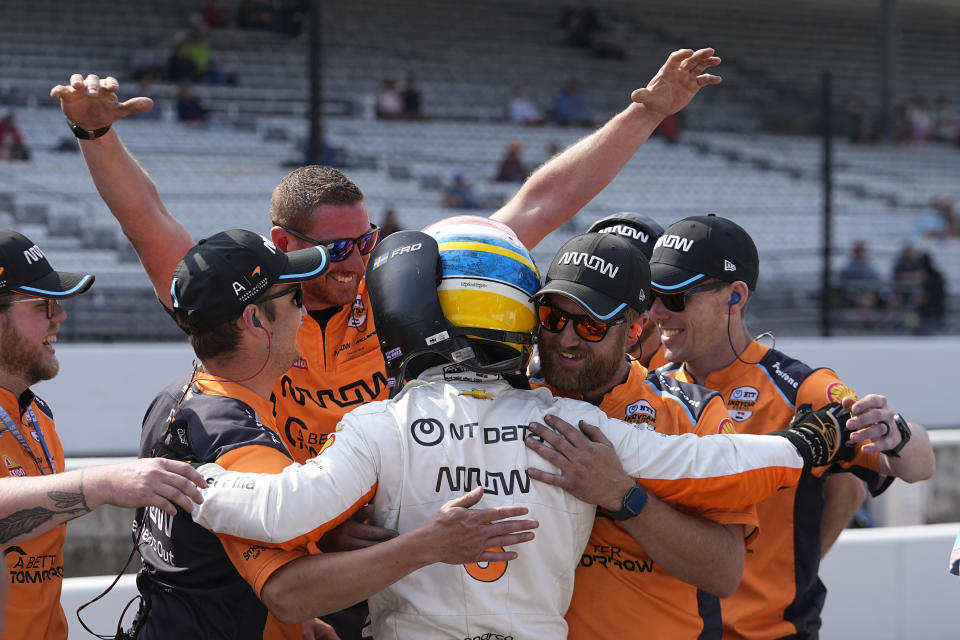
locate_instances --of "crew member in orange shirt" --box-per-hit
[0,229,204,640]
[647,214,935,639]
[527,232,757,638]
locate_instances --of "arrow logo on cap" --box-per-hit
[724,260,736,272]
[252,266,261,277]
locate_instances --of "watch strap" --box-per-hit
[68,120,112,140]
[608,484,648,521]
[881,413,911,458]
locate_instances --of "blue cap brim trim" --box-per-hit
[277,246,329,281]
[18,274,95,298]
[535,287,626,321]
[650,273,707,292]
[170,276,181,308]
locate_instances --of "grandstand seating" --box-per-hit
[0,0,956,339]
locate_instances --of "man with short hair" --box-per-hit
[527,232,756,637]
[130,229,535,640]
[647,214,935,638]
[0,228,205,640]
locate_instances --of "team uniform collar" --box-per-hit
[192,374,276,428]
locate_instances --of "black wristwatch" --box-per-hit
[608,485,648,521]
[881,413,911,458]
[67,120,112,140]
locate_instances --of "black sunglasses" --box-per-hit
[281,224,380,263]
[256,284,303,308]
[650,280,727,313]
[536,302,625,343]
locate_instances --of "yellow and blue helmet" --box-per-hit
[366,216,540,395]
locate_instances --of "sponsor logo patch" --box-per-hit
[460,389,493,400]
[728,385,758,421]
[718,418,737,434]
[826,382,856,404]
[624,399,656,425]
[347,294,367,330]
[291,357,308,370]
[3,454,25,477]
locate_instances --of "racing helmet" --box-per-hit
[366,216,540,396]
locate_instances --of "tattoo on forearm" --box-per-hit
[0,490,91,544]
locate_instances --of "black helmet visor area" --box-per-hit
[366,230,534,396]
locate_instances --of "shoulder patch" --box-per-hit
[758,348,817,406]
[717,418,737,434]
[645,369,721,422]
[826,381,857,404]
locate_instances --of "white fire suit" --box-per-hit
[192,366,806,639]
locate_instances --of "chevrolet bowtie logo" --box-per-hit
[460,389,493,400]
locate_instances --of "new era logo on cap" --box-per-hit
[533,233,650,320]
[650,215,758,293]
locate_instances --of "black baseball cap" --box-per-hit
[171,229,329,331]
[587,212,664,260]
[649,214,758,293]
[0,229,94,298]
[532,233,649,320]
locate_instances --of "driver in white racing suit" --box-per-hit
[191,217,854,639]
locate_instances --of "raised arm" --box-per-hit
[0,458,204,545]
[491,48,721,249]
[50,74,195,306]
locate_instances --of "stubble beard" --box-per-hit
[0,318,58,387]
[539,333,626,396]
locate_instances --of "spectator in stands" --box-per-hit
[176,83,208,125]
[0,114,30,162]
[907,96,933,142]
[443,171,481,209]
[495,141,529,183]
[839,241,887,330]
[914,199,959,241]
[931,94,957,144]
[508,88,545,126]
[379,207,403,237]
[202,0,230,28]
[166,43,197,83]
[183,30,225,85]
[376,78,404,120]
[559,6,601,49]
[916,252,945,335]
[891,244,925,328]
[401,73,423,120]
[552,79,593,126]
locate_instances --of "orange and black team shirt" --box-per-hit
[0,387,66,640]
[136,375,307,640]
[532,360,760,639]
[272,280,389,463]
[662,341,892,640]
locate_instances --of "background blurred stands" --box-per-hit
[176,84,208,125]
[838,241,889,332]
[442,171,482,210]
[379,207,403,237]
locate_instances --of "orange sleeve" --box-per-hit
[213,444,309,596]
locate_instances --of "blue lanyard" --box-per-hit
[0,404,56,475]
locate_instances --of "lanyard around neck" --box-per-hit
[0,404,57,475]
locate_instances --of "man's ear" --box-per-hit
[240,305,264,333]
[270,226,289,252]
[626,312,648,348]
